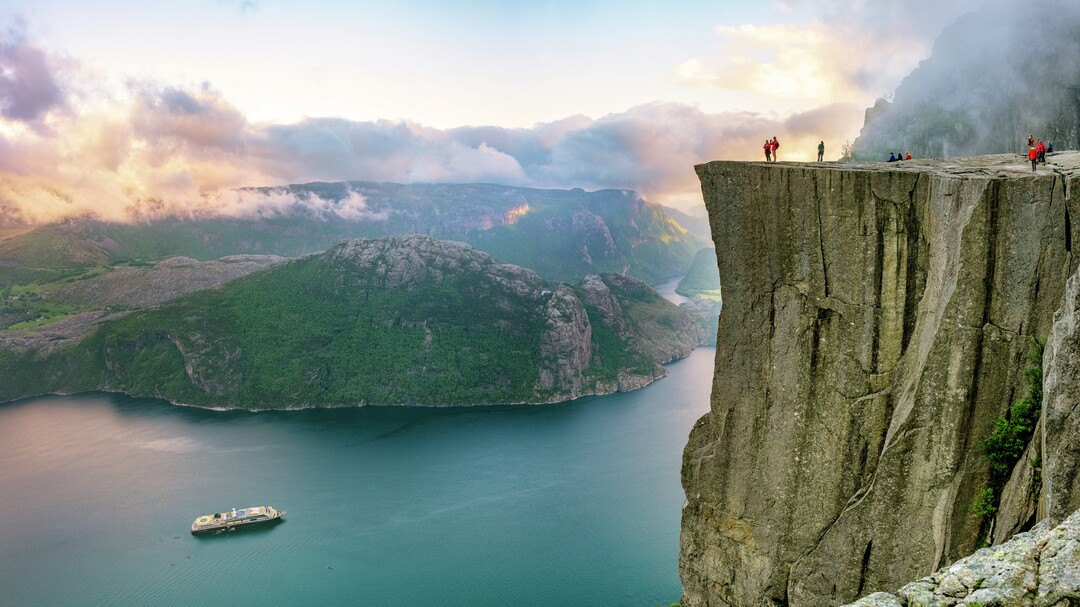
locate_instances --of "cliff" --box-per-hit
[681,153,1080,606]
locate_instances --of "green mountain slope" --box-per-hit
[676,248,721,297]
[0,236,705,407]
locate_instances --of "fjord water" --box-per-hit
[0,348,714,606]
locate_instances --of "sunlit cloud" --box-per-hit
[678,22,929,108]
[0,24,867,225]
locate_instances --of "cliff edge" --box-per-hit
[681,153,1080,606]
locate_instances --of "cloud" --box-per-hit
[0,22,64,124]
[678,22,926,107]
[784,102,863,137]
[0,28,866,224]
[684,1,991,108]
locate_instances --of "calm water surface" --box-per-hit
[0,348,714,606]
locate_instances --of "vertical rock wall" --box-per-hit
[681,154,1080,607]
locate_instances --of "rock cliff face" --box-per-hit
[681,154,1080,606]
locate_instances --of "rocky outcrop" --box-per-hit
[43,254,286,308]
[681,153,1080,607]
[535,284,592,396]
[843,507,1080,607]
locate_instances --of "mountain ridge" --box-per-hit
[0,235,706,408]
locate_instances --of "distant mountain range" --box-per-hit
[0,182,709,288]
[0,236,707,407]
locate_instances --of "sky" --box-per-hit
[0,0,988,223]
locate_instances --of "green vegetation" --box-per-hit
[1,286,84,330]
[675,248,721,298]
[1,238,697,408]
[971,338,1044,543]
[971,487,998,518]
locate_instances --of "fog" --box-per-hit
[853,0,1080,159]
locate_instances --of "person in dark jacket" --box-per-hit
[888,152,896,162]
[817,141,824,162]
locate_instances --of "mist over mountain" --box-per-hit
[0,182,705,286]
[853,0,1080,159]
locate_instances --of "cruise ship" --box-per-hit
[191,505,285,535]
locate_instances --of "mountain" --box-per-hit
[0,182,706,288]
[674,248,722,346]
[0,235,706,407]
[852,1,1080,160]
[681,153,1080,606]
[675,248,721,297]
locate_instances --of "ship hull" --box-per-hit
[191,505,285,535]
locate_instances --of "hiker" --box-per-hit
[1037,139,1046,163]
[1048,141,1054,154]
[817,141,825,162]
[888,152,897,162]
[764,140,772,162]
[771,137,780,161]
[1029,134,1035,148]
[1029,146,1038,171]
[905,152,912,160]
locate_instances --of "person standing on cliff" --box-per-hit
[1029,146,1038,171]
[817,141,824,162]
[764,140,772,162]
[1029,134,1035,148]
[1037,139,1046,163]
[771,137,779,161]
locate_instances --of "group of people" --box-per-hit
[763,137,780,162]
[760,138,827,162]
[1026,134,1053,171]
[887,151,912,162]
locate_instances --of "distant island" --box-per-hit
[0,235,707,408]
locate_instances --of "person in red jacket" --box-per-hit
[771,137,779,161]
[905,152,912,160]
[1028,146,1038,171]
[1037,139,1046,163]
[764,140,772,162]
